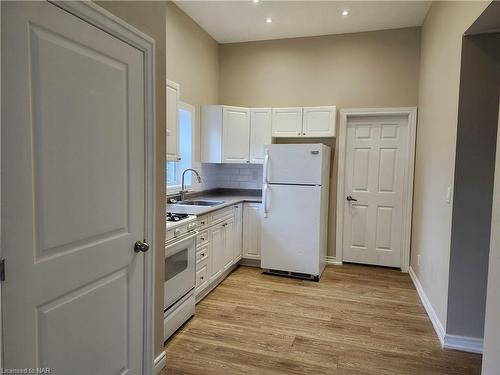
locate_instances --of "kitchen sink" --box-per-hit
[176,200,224,206]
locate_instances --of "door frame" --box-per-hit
[1,1,157,373]
[336,107,417,272]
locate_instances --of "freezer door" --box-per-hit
[261,184,322,275]
[264,144,325,185]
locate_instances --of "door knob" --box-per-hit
[134,240,150,253]
[346,195,358,202]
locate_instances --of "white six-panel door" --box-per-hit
[2,2,147,373]
[343,115,408,268]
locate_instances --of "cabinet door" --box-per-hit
[233,204,243,263]
[302,106,336,137]
[209,223,224,282]
[223,218,235,271]
[222,106,250,163]
[243,203,262,259]
[271,107,303,138]
[250,108,272,164]
[166,80,180,161]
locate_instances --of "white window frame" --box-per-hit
[167,101,196,195]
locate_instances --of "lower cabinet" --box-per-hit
[195,202,258,300]
[209,221,225,283]
[242,203,262,259]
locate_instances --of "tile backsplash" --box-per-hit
[189,162,263,192]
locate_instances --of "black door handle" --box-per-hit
[346,195,358,202]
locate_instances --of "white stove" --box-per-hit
[164,211,198,342]
[166,212,197,230]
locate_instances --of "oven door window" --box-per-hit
[165,247,188,282]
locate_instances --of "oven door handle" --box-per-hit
[165,231,198,257]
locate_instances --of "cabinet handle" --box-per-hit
[200,221,205,225]
[302,133,306,135]
[200,276,204,280]
[297,132,301,135]
[200,237,205,241]
[201,252,205,257]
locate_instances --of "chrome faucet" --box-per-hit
[179,168,202,201]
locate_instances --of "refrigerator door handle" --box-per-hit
[263,183,269,218]
[263,149,269,183]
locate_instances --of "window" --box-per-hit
[167,103,194,194]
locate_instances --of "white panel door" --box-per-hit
[166,80,180,161]
[243,203,262,260]
[222,106,250,163]
[343,116,408,267]
[271,107,303,138]
[250,108,272,164]
[2,2,146,373]
[261,185,321,275]
[303,106,336,137]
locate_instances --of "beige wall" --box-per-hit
[95,0,167,359]
[219,27,421,257]
[166,2,219,162]
[410,1,489,330]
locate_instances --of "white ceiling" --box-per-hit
[174,1,431,44]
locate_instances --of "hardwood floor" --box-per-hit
[162,265,481,374]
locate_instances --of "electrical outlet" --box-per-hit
[417,254,421,266]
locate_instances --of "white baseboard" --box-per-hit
[326,256,342,265]
[444,334,483,354]
[409,267,484,354]
[154,351,166,375]
[408,267,445,346]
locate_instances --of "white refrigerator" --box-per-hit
[261,143,331,280]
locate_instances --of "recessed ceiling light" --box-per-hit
[253,0,260,3]
[266,17,272,23]
[341,10,349,16]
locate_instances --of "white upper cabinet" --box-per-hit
[272,107,303,138]
[202,105,257,164]
[166,80,180,161]
[250,108,272,164]
[222,106,250,163]
[203,105,336,160]
[302,106,336,137]
[272,106,336,138]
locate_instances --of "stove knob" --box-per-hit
[174,228,181,237]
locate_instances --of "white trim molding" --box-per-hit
[336,107,417,272]
[409,267,484,354]
[326,256,342,266]
[154,351,167,375]
[443,335,483,354]
[409,267,445,345]
[52,2,157,374]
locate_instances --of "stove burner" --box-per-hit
[167,212,190,222]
